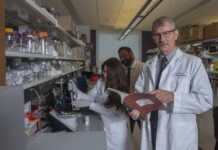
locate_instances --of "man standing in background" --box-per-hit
[118,46,143,133]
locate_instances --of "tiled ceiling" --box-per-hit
[69,0,145,29]
[42,0,218,31]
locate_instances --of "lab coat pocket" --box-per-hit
[168,76,190,93]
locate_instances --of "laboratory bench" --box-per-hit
[26,109,106,150]
[49,109,104,132]
[26,131,106,150]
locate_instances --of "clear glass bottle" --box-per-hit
[26,28,35,53]
[39,32,49,55]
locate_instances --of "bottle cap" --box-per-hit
[5,28,13,33]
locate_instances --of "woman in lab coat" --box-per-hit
[72,57,134,150]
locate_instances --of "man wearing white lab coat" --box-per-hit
[130,16,213,150]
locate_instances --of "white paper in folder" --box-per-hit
[61,117,78,131]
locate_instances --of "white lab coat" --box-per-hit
[77,79,134,150]
[135,48,213,150]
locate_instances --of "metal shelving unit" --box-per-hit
[23,0,85,47]
[22,67,85,89]
[5,0,86,89]
[6,51,86,61]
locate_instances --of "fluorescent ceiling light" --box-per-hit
[120,35,126,40]
[119,0,163,40]
[129,17,143,29]
[124,29,132,36]
[140,0,162,17]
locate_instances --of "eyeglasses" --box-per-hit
[152,29,176,39]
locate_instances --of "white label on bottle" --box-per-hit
[136,99,154,107]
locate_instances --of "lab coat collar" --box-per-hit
[147,56,158,87]
[147,47,183,86]
[166,47,183,69]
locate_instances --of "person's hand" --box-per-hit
[72,99,91,108]
[149,89,174,103]
[129,109,140,120]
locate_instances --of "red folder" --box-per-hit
[123,93,162,119]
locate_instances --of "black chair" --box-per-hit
[213,106,218,150]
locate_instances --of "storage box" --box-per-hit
[204,22,218,39]
[176,30,182,45]
[57,16,76,35]
[189,25,204,41]
[180,26,192,43]
[179,25,204,43]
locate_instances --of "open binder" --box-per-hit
[108,88,162,119]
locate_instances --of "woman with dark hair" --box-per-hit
[72,57,133,150]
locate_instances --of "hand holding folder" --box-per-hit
[107,88,162,119]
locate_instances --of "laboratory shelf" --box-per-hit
[6,51,85,61]
[22,67,85,89]
[6,0,85,47]
[179,37,218,47]
[6,51,57,59]
[57,25,85,47]
[205,52,218,55]
[207,71,218,74]
[60,67,86,76]
[5,0,86,89]
[22,75,59,89]
[24,0,57,25]
[203,52,218,59]
[23,0,85,47]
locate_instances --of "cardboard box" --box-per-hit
[176,31,182,45]
[180,26,192,43]
[179,25,204,43]
[204,22,218,39]
[57,16,76,35]
[189,25,204,41]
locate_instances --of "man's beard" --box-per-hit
[122,60,131,67]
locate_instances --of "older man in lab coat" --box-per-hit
[130,16,213,150]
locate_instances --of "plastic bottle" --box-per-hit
[5,28,14,51]
[39,32,49,55]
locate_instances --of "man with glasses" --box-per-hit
[130,16,213,150]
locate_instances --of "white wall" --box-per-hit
[96,30,141,67]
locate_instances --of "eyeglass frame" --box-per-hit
[152,29,176,39]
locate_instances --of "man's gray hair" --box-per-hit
[152,16,176,31]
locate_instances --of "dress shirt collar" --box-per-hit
[130,59,137,69]
[159,47,177,62]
